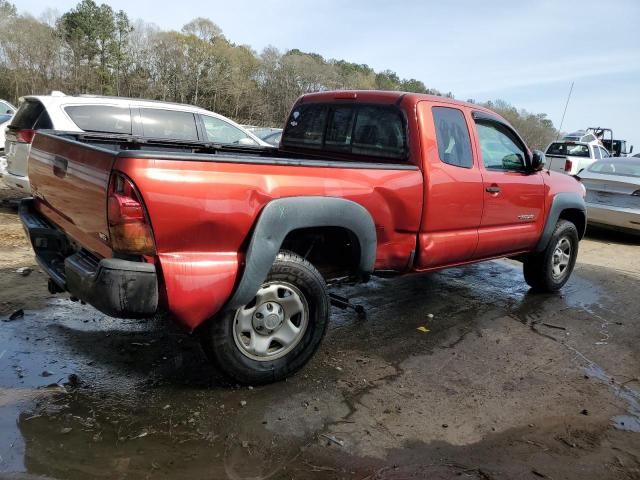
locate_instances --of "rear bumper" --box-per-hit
[586,202,640,234]
[0,167,30,192]
[19,199,158,318]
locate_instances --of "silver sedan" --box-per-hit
[579,157,640,235]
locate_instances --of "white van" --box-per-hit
[2,93,268,193]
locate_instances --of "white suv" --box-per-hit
[2,93,268,193]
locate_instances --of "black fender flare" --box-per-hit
[226,196,377,310]
[536,192,586,252]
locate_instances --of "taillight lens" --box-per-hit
[564,159,573,172]
[15,129,36,143]
[107,173,156,255]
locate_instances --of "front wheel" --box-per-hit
[200,251,329,385]
[523,219,579,292]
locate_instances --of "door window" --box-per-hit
[139,108,198,141]
[201,115,256,145]
[476,121,527,171]
[432,107,473,168]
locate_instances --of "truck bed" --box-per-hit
[26,131,423,328]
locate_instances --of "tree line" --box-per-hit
[0,0,558,148]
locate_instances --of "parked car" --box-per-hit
[545,140,610,176]
[0,99,15,115]
[0,99,16,151]
[0,100,16,175]
[251,128,282,146]
[2,93,268,193]
[579,157,640,235]
[20,90,586,384]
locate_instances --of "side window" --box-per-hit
[594,146,602,159]
[600,147,610,158]
[201,115,255,145]
[139,108,198,141]
[65,105,131,134]
[432,107,473,168]
[476,121,527,171]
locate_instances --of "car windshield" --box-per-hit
[546,142,590,157]
[588,159,640,178]
[202,115,256,145]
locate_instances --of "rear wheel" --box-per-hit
[200,251,329,385]
[523,219,579,292]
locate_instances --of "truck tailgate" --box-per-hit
[28,133,115,258]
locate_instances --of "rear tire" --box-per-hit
[200,250,329,385]
[523,219,579,292]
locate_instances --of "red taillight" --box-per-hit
[564,159,573,172]
[15,129,36,144]
[107,173,155,255]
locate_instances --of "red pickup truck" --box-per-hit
[20,91,586,384]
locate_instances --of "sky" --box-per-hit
[18,0,640,151]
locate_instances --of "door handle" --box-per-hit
[485,185,501,194]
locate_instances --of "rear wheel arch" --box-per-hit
[226,196,376,310]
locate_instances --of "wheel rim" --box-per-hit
[551,236,572,279]
[233,281,309,362]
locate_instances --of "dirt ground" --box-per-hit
[0,183,639,480]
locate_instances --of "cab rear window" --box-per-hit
[546,142,590,158]
[282,103,408,161]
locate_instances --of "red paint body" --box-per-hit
[28,91,584,331]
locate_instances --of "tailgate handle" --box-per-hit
[52,155,68,178]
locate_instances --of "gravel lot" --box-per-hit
[1,184,639,479]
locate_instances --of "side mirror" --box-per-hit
[531,150,546,171]
[238,137,257,146]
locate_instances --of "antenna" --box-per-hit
[556,81,574,140]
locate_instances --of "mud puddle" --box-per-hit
[1,258,639,479]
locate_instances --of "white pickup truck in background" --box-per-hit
[545,135,611,176]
